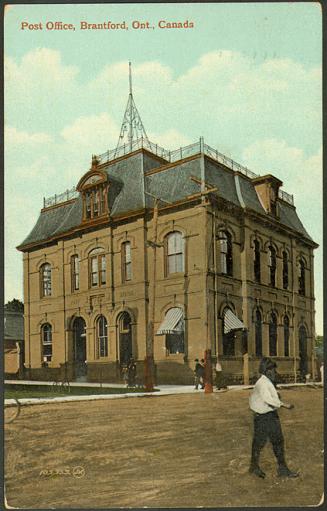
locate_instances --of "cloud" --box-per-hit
[5,49,322,331]
[147,129,191,149]
[5,126,53,146]
[60,112,119,153]
[241,139,322,207]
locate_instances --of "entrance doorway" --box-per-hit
[73,317,87,380]
[299,325,308,378]
[118,312,132,365]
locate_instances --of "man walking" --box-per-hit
[249,357,299,479]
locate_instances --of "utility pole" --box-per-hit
[144,193,171,391]
[198,137,217,393]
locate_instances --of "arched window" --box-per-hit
[71,255,80,292]
[40,263,52,297]
[299,325,308,376]
[282,251,289,290]
[89,248,106,287]
[284,315,290,357]
[268,246,276,287]
[298,259,306,296]
[222,308,235,356]
[219,231,233,276]
[166,232,184,275]
[83,182,107,220]
[156,307,184,354]
[122,242,132,282]
[41,323,52,362]
[269,312,277,356]
[97,315,108,358]
[255,309,262,356]
[253,240,261,283]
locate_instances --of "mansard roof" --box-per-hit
[17,141,315,251]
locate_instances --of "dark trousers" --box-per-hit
[251,411,287,468]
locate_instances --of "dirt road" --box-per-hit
[5,387,323,508]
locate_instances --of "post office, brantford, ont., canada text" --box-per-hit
[20,20,195,31]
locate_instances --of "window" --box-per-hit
[165,308,185,354]
[97,315,108,358]
[298,259,305,296]
[40,263,51,297]
[282,251,289,290]
[71,255,80,292]
[86,192,92,219]
[269,312,277,356]
[255,309,262,356]
[83,186,107,220]
[122,242,132,282]
[268,246,276,287]
[222,308,235,356]
[41,323,52,362]
[219,231,233,276]
[253,240,261,283]
[89,249,106,287]
[284,316,290,357]
[166,232,184,274]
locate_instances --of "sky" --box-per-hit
[4,2,323,334]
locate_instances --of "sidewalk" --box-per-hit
[5,379,322,408]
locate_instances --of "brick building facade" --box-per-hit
[17,132,318,384]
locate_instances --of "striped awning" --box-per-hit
[156,308,184,335]
[224,309,245,334]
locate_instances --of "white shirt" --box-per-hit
[249,374,284,414]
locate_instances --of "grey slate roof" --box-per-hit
[4,311,24,341]
[18,148,314,249]
[145,158,202,208]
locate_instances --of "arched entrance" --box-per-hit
[118,312,133,365]
[73,317,87,379]
[299,325,308,378]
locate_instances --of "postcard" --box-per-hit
[4,2,323,508]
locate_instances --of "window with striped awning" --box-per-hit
[223,308,245,334]
[156,307,184,335]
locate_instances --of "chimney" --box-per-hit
[252,175,283,216]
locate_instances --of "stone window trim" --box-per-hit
[40,263,52,298]
[121,241,132,282]
[41,323,52,363]
[164,231,185,277]
[71,254,80,292]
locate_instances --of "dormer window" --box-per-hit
[76,156,109,222]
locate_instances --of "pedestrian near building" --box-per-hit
[127,358,137,387]
[122,365,128,387]
[199,359,205,389]
[215,360,224,390]
[249,357,299,479]
[194,359,204,390]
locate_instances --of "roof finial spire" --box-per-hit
[129,61,132,96]
[115,61,149,156]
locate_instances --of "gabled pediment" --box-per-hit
[76,169,108,192]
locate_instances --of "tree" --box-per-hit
[5,299,24,313]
